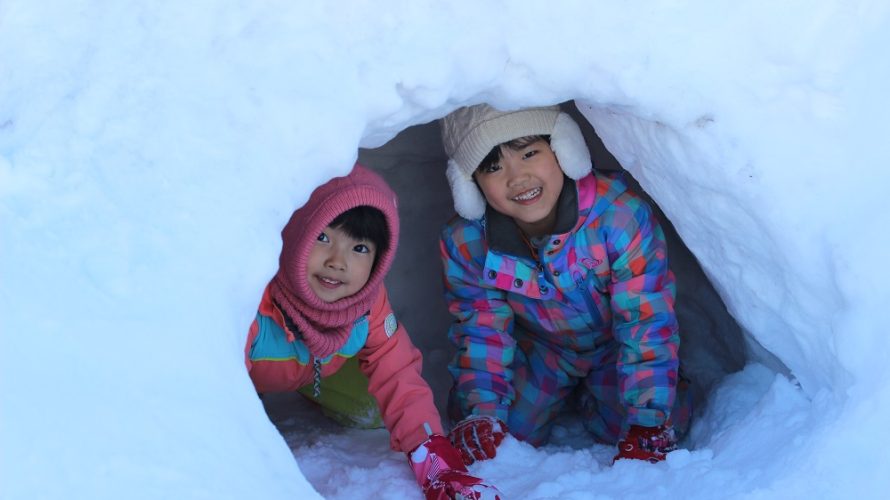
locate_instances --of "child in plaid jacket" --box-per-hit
[439,104,690,465]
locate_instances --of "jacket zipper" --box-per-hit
[576,274,601,316]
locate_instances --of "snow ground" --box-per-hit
[263,363,807,499]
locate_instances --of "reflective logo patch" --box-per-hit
[384,313,397,338]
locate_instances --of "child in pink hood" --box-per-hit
[245,163,501,500]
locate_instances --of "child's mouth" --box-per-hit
[316,276,343,289]
[512,187,542,204]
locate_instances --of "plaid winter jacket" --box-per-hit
[439,171,679,429]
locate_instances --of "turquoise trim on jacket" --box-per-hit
[249,313,369,365]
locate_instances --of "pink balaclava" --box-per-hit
[270,163,400,358]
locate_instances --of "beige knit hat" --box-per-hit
[440,104,592,220]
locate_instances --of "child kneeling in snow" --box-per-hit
[438,104,691,465]
[245,163,501,499]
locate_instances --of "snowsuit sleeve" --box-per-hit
[439,221,516,422]
[358,288,443,453]
[605,195,679,428]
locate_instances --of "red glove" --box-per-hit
[448,415,509,466]
[613,424,677,463]
[409,435,503,500]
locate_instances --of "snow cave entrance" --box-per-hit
[261,100,789,453]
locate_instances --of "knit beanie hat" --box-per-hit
[270,163,400,359]
[440,104,592,220]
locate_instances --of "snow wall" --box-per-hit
[2,1,889,499]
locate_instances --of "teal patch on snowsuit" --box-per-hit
[249,313,369,364]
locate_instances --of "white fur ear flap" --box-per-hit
[446,158,487,220]
[550,112,592,180]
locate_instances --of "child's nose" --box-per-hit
[506,164,530,187]
[325,248,347,270]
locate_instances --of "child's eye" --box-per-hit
[522,149,539,160]
[478,163,501,175]
[353,244,370,254]
[317,232,329,243]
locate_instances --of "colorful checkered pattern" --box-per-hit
[440,171,682,445]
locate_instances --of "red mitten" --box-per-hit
[409,435,503,500]
[448,415,509,465]
[613,424,677,463]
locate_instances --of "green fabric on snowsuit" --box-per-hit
[298,356,384,429]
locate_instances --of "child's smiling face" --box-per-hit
[307,225,377,302]
[474,139,564,237]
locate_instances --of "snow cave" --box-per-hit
[263,99,759,419]
[258,100,799,494]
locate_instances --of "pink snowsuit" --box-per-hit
[244,163,443,453]
[245,284,441,452]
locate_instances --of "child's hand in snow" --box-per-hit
[409,434,503,500]
[448,415,509,466]
[613,424,678,464]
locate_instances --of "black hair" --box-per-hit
[476,134,551,173]
[328,206,390,267]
